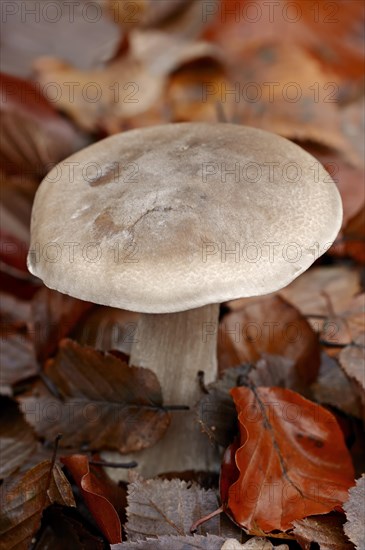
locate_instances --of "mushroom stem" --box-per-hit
[131,303,220,404]
[103,304,221,478]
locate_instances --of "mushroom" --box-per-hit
[27,123,342,477]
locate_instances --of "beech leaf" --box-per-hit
[343,476,365,550]
[0,397,37,479]
[219,295,320,388]
[126,477,220,540]
[0,460,75,549]
[112,534,226,550]
[293,513,354,550]
[20,339,170,453]
[223,386,355,533]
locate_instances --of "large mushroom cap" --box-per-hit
[28,123,342,313]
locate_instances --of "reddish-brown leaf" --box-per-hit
[0,73,87,177]
[0,460,75,550]
[20,339,170,453]
[223,386,355,533]
[203,0,365,80]
[219,295,320,388]
[30,287,93,362]
[61,454,122,544]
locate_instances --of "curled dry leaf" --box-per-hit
[0,73,87,177]
[219,295,320,388]
[292,513,354,550]
[0,460,75,550]
[221,386,355,533]
[33,55,165,134]
[0,397,37,479]
[61,454,122,544]
[126,477,220,540]
[343,475,365,550]
[19,339,170,453]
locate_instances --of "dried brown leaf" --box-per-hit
[20,339,170,453]
[293,513,354,550]
[113,534,226,550]
[0,397,37,479]
[344,476,365,550]
[33,55,164,133]
[126,477,219,540]
[0,73,87,177]
[0,460,75,550]
[311,353,362,419]
[30,287,93,362]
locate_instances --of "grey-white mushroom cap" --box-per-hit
[27,123,342,313]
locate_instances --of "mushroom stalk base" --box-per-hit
[103,303,221,479]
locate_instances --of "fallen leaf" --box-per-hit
[311,353,362,419]
[0,460,75,550]
[279,266,361,319]
[113,534,226,550]
[219,295,320,388]
[293,513,354,550]
[0,397,37,479]
[61,454,122,544]
[230,43,356,162]
[30,287,93,362]
[126,477,220,540]
[223,386,355,533]
[343,475,365,550]
[339,334,365,422]
[108,0,187,29]
[167,56,233,123]
[196,365,248,447]
[0,291,31,327]
[221,539,288,550]
[196,356,296,447]
[342,205,365,264]
[33,55,165,134]
[0,73,87,177]
[0,332,39,394]
[20,339,170,453]
[203,0,365,79]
